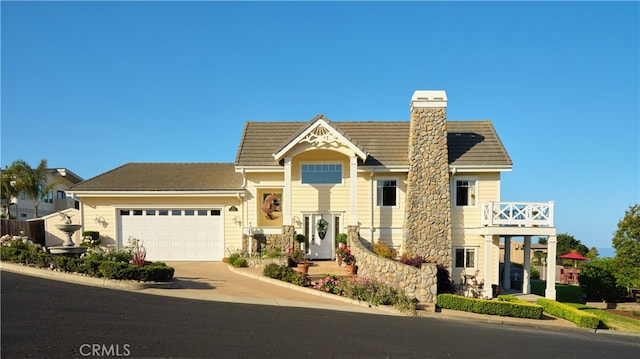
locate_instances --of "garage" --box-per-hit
[118,208,224,261]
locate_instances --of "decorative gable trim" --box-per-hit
[272,116,368,162]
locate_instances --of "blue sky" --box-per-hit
[1,1,638,255]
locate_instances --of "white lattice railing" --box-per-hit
[482,201,554,227]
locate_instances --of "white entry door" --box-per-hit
[307,214,334,260]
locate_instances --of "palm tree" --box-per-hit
[9,159,56,218]
[1,167,20,218]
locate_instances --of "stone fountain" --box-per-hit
[48,213,87,256]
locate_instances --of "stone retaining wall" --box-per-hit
[347,226,437,304]
[245,257,287,269]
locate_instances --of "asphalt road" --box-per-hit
[2,271,639,358]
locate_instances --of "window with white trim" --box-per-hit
[376,179,398,207]
[454,247,476,269]
[455,179,477,207]
[301,164,342,184]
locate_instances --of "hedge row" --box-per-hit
[1,244,174,282]
[437,294,543,319]
[536,298,600,329]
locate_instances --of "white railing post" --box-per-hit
[548,201,554,227]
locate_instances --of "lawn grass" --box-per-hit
[564,303,640,334]
[531,281,583,303]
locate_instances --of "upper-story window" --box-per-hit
[376,179,398,207]
[455,179,477,207]
[43,190,54,204]
[301,164,342,185]
[56,190,66,200]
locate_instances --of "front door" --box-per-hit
[306,214,334,260]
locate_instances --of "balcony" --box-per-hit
[482,201,554,227]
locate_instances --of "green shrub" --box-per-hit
[262,264,308,286]
[140,263,175,282]
[536,298,600,329]
[336,233,347,245]
[231,257,247,268]
[437,294,543,319]
[579,258,625,302]
[98,261,130,279]
[228,252,241,265]
[81,231,100,241]
[339,276,416,314]
[530,267,540,280]
[373,240,397,259]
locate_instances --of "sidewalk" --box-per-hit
[0,260,591,331]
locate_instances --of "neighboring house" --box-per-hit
[67,90,558,299]
[1,168,83,220]
[500,241,548,265]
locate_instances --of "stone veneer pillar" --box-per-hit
[282,225,294,248]
[403,91,452,268]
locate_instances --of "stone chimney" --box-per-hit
[403,90,452,267]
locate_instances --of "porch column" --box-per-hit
[503,236,511,290]
[349,156,358,225]
[483,235,493,298]
[523,236,531,294]
[545,235,557,299]
[283,156,292,226]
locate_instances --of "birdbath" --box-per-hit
[49,213,87,256]
[55,223,83,246]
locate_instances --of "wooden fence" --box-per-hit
[0,219,46,246]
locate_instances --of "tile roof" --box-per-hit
[235,119,512,168]
[69,163,243,192]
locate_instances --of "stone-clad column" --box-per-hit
[403,91,452,268]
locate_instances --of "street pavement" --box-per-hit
[0,260,617,334]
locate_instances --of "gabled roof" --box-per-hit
[68,163,243,192]
[272,115,368,162]
[235,120,512,169]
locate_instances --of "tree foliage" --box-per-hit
[579,258,625,301]
[1,167,20,218]
[7,159,54,218]
[556,233,588,257]
[612,204,640,290]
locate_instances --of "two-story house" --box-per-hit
[67,90,558,299]
[1,168,83,219]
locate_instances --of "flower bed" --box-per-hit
[262,264,416,314]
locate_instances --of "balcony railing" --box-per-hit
[482,201,554,227]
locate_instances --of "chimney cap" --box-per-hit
[410,90,447,109]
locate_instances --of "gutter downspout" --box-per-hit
[370,169,375,244]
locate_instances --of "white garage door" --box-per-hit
[118,208,224,261]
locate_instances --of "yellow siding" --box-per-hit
[451,172,500,229]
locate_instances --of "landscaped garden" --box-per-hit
[0,235,174,282]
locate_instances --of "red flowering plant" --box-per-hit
[286,246,306,264]
[335,246,350,258]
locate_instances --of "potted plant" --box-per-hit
[335,246,350,267]
[316,217,328,240]
[294,233,306,248]
[343,253,357,275]
[287,247,310,273]
[336,233,347,248]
